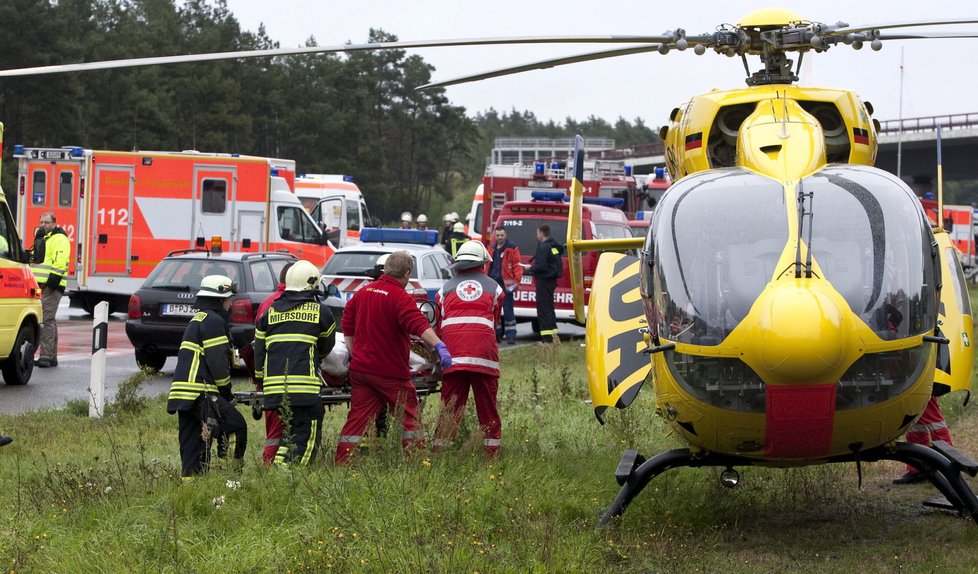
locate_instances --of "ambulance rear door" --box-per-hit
[18,151,83,279]
[90,162,135,277]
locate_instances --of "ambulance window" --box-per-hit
[31,171,46,207]
[201,179,227,214]
[277,206,323,244]
[346,199,360,231]
[58,172,73,207]
[0,209,14,259]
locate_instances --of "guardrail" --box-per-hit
[878,113,978,135]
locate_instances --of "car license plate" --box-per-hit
[520,275,532,285]
[161,303,196,316]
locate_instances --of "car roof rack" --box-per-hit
[165,248,213,258]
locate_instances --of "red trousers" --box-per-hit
[263,410,284,466]
[905,395,954,473]
[433,370,501,456]
[334,369,424,464]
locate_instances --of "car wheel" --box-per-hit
[135,349,166,373]
[1,324,36,386]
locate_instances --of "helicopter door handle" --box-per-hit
[643,342,676,355]
[923,335,950,345]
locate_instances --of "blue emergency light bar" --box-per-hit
[12,145,24,155]
[534,162,546,175]
[583,196,625,208]
[343,175,355,182]
[530,190,566,202]
[71,146,84,157]
[360,227,438,246]
[624,165,633,176]
[654,167,666,179]
[635,210,654,220]
[271,169,279,176]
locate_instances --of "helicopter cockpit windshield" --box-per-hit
[804,165,936,340]
[648,168,788,346]
[648,165,936,347]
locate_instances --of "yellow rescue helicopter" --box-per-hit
[2,7,977,524]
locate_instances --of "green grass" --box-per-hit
[4,332,978,572]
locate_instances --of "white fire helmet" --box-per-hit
[197,274,236,298]
[401,211,413,223]
[285,260,322,292]
[450,240,490,270]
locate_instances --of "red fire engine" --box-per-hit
[920,196,976,275]
[14,146,332,313]
[469,159,663,243]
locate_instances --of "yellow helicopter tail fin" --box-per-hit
[585,252,650,422]
[566,134,644,324]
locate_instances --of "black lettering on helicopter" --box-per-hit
[604,255,648,404]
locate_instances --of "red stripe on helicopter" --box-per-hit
[764,383,836,458]
[684,132,703,150]
[852,127,869,145]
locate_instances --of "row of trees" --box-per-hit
[0,0,657,220]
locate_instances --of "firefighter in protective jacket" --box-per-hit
[254,260,336,466]
[166,275,248,477]
[31,212,70,367]
[433,240,505,457]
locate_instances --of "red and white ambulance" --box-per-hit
[294,174,372,249]
[14,146,332,313]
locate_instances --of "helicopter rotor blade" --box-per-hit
[418,44,666,90]
[0,35,676,78]
[828,17,978,35]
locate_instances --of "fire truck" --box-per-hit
[469,159,663,243]
[920,196,976,279]
[14,146,332,313]
[294,174,372,249]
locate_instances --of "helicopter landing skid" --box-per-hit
[599,441,978,527]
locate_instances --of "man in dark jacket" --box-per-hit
[166,274,248,477]
[526,224,563,344]
[254,260,335,466]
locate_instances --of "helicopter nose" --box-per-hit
[748,280,850,385]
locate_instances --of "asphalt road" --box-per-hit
[0,300,583,415]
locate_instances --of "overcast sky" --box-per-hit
[225,1,976,128]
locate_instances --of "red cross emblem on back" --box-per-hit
[456,279,483,302]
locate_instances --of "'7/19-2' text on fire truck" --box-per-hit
[14,146,332,314]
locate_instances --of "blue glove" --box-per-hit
[434,341,453,369]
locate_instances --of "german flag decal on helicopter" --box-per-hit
[584,253,649,423]
[684,132,703,151]
[852,127,870,145]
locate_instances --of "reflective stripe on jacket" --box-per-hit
[31,228,70,290]
[254,291,336,408]
[436,271,503,377]
[166,303,233,412]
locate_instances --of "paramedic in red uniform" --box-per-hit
[433,241,505,457]
[334,250,453,464]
